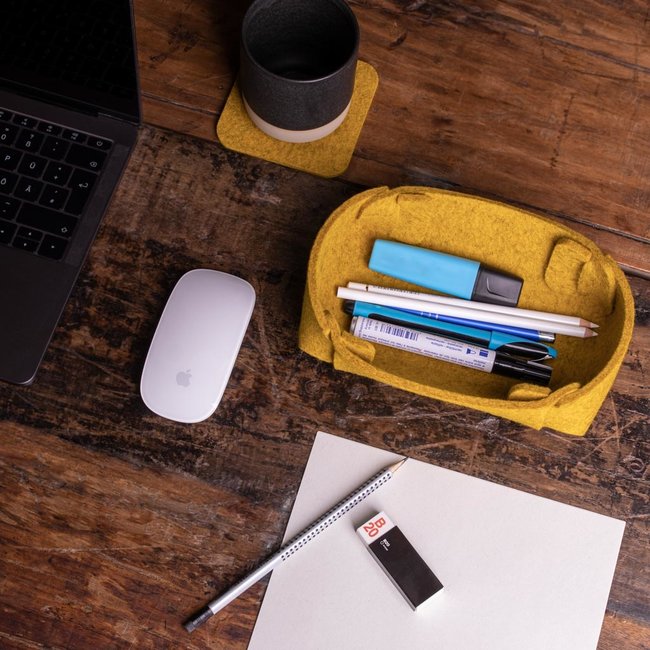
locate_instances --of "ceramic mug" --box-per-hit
[239,0,359,143]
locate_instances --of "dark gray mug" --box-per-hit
[239,0,359,143]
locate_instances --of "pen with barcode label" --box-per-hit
[350,315,552,386]
[183,456,407,633]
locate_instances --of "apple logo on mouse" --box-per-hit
[176,369,192,387]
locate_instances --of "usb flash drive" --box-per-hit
[357,511,443,610]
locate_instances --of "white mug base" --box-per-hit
[242,98,351,143]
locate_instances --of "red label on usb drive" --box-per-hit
[363,516,387,538]
[357,512,395,545]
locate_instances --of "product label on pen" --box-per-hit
[351,316,496,373]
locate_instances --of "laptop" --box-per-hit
[0,0,141,384]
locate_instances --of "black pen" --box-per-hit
[350,316,553,386]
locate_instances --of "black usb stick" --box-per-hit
[357,512,443,610]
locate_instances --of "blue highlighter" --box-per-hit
[369,240,523,307]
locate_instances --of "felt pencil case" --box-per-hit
[298,186,635,436]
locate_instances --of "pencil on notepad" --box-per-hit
[183,458,408,633]
[336,287,597,339]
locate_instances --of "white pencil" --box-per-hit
[337,287,597,339]
[183,458,407,632]
[347,282,598,329]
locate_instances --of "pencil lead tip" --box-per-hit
[390,457,408,473]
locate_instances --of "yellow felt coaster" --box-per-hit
[216,61,378,178]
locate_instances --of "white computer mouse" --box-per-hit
[140,269,256,423]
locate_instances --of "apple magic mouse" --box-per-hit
[140,269,255,423]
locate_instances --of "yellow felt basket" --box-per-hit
[298,187,635,436]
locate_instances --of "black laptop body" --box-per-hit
[0,0,141,384]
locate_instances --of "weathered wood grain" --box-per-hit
[134,0,650,275]
[0,126,648,648]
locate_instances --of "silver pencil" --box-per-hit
[184,457,408,632]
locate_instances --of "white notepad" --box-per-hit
[248,431,625,650]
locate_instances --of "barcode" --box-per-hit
[379,323,418,341]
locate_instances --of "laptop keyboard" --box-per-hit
[0,107,112,261]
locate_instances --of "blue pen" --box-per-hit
[391,306,556,343]
[344,301,557,360]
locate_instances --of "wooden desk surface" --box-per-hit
[1,2,648,649]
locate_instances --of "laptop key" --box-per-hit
[66,168,96,215]
[12,236,39,252]
[0,171,18,194]
[87,137,112,151]
[38,234,68,260]
[0,124,19,146]
[0,219,16,243]
[15,130,44,153]
[18,154,48,178]
[37,122,62,136]
[62,129,86,144]
[41,136,69,160]
[43,161,72,185]
[39,185,69,210]
[0,198,19,219]
[0,146,21,170]
[17,226,43,241]
[65,143,106,172]
[0,109,13,122]
[17,203,78,238]
[14,178,43,201]
[13,114,38,129]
